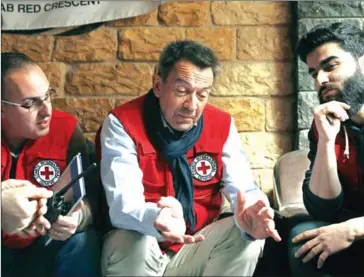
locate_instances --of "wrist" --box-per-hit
[346,218,364,241]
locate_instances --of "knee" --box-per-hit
[102,229,155,275]
[64,228,101,253]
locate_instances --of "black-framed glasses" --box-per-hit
[1,88,56,112]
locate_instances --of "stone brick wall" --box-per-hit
[296,1,364,149]
[2,1,294,194]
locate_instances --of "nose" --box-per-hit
[38,100,52,116]
[183,93,198,111]
[315,70,329,89]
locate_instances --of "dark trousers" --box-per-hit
[288,220,364,277]
[2,228,101,277]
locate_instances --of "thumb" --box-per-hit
[236,189,247,213]
[25,187,53,199]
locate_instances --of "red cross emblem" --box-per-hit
[190,154,217,182]
[33,160,61,187]
[197,161,211,175]
[40,166,54,180]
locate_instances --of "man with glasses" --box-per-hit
[1,52,101,277]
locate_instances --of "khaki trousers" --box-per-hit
[101,217,264,276]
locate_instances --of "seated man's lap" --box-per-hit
[2,228,101,277]
[102,216,264,276]
[288,220,363,276]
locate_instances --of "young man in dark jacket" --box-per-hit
[288,22,364,276]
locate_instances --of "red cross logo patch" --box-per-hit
[190,154,217,182]
[33,160,61,187]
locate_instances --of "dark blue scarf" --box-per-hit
[143,90,203,231]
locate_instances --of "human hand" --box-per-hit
[17,198,52,237]
[313,101,350,142]
[154,196,204,244]
[235,190,281,242]
[292,222,355,269]
[48,200,83,241]
[2,179,53,234]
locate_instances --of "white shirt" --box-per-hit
[100,113,269,240]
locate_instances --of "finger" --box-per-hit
[161,231,184,243]
[154,220,171,233]
[258,207,274,220]
[266,227,281,242]
[18,228,37,238]
[292,229,318,243]
[34,223,47,236]
[295,238,319,258]
[38,198,48,207]
[26,187,53,200]
[52,215,78,229]
[317,250,330,269]
[302,243,324,263]
[337,101,350,110]
[181,234,205,244]
[34,216,51,230]
[49,228,65,240]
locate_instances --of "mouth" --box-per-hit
[37,118,50,127]
[178,114,195,120]
[321,88,339,99]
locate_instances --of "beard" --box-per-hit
[319,71,364,117]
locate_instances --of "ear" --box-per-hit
[152,74,162,98]
[359,55,364,75]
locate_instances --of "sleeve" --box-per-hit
[67,124,98,229]
[302,122,344,222]
[100,114,163,238]
[221,118,269,240]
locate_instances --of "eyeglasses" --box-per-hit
[1,88,56,112]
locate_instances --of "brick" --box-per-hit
[298,1,364,18]
[52,98,114,132]
[298,129,310,150]
[1,34,53,61]
[65,63,154,96]
[54,28,117,62]
[297,91,319,130]
[38,63,67,97]
[159,2,210,26]
[211,2,291,25]
[209,97,265,131]
[109,9,158,26]
[237,26,292,61]
[266,98,294,131]
[252,169,274,194]
[186,28,234,60]
[212,63,293,96]
[240,132,292,169]
[119,28,185,60]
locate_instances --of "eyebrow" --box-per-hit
[308,55,339,75]
[175,78,212,90]
[21,87,51,101]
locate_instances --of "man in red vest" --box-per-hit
[98,40,281,276]
[288,23,364,276]
[1,52,101,276]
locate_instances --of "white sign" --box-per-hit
[1,1,161,30]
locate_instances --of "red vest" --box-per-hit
[108,95,231,252]
[2,109,77,249]
[312,122,364,213]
